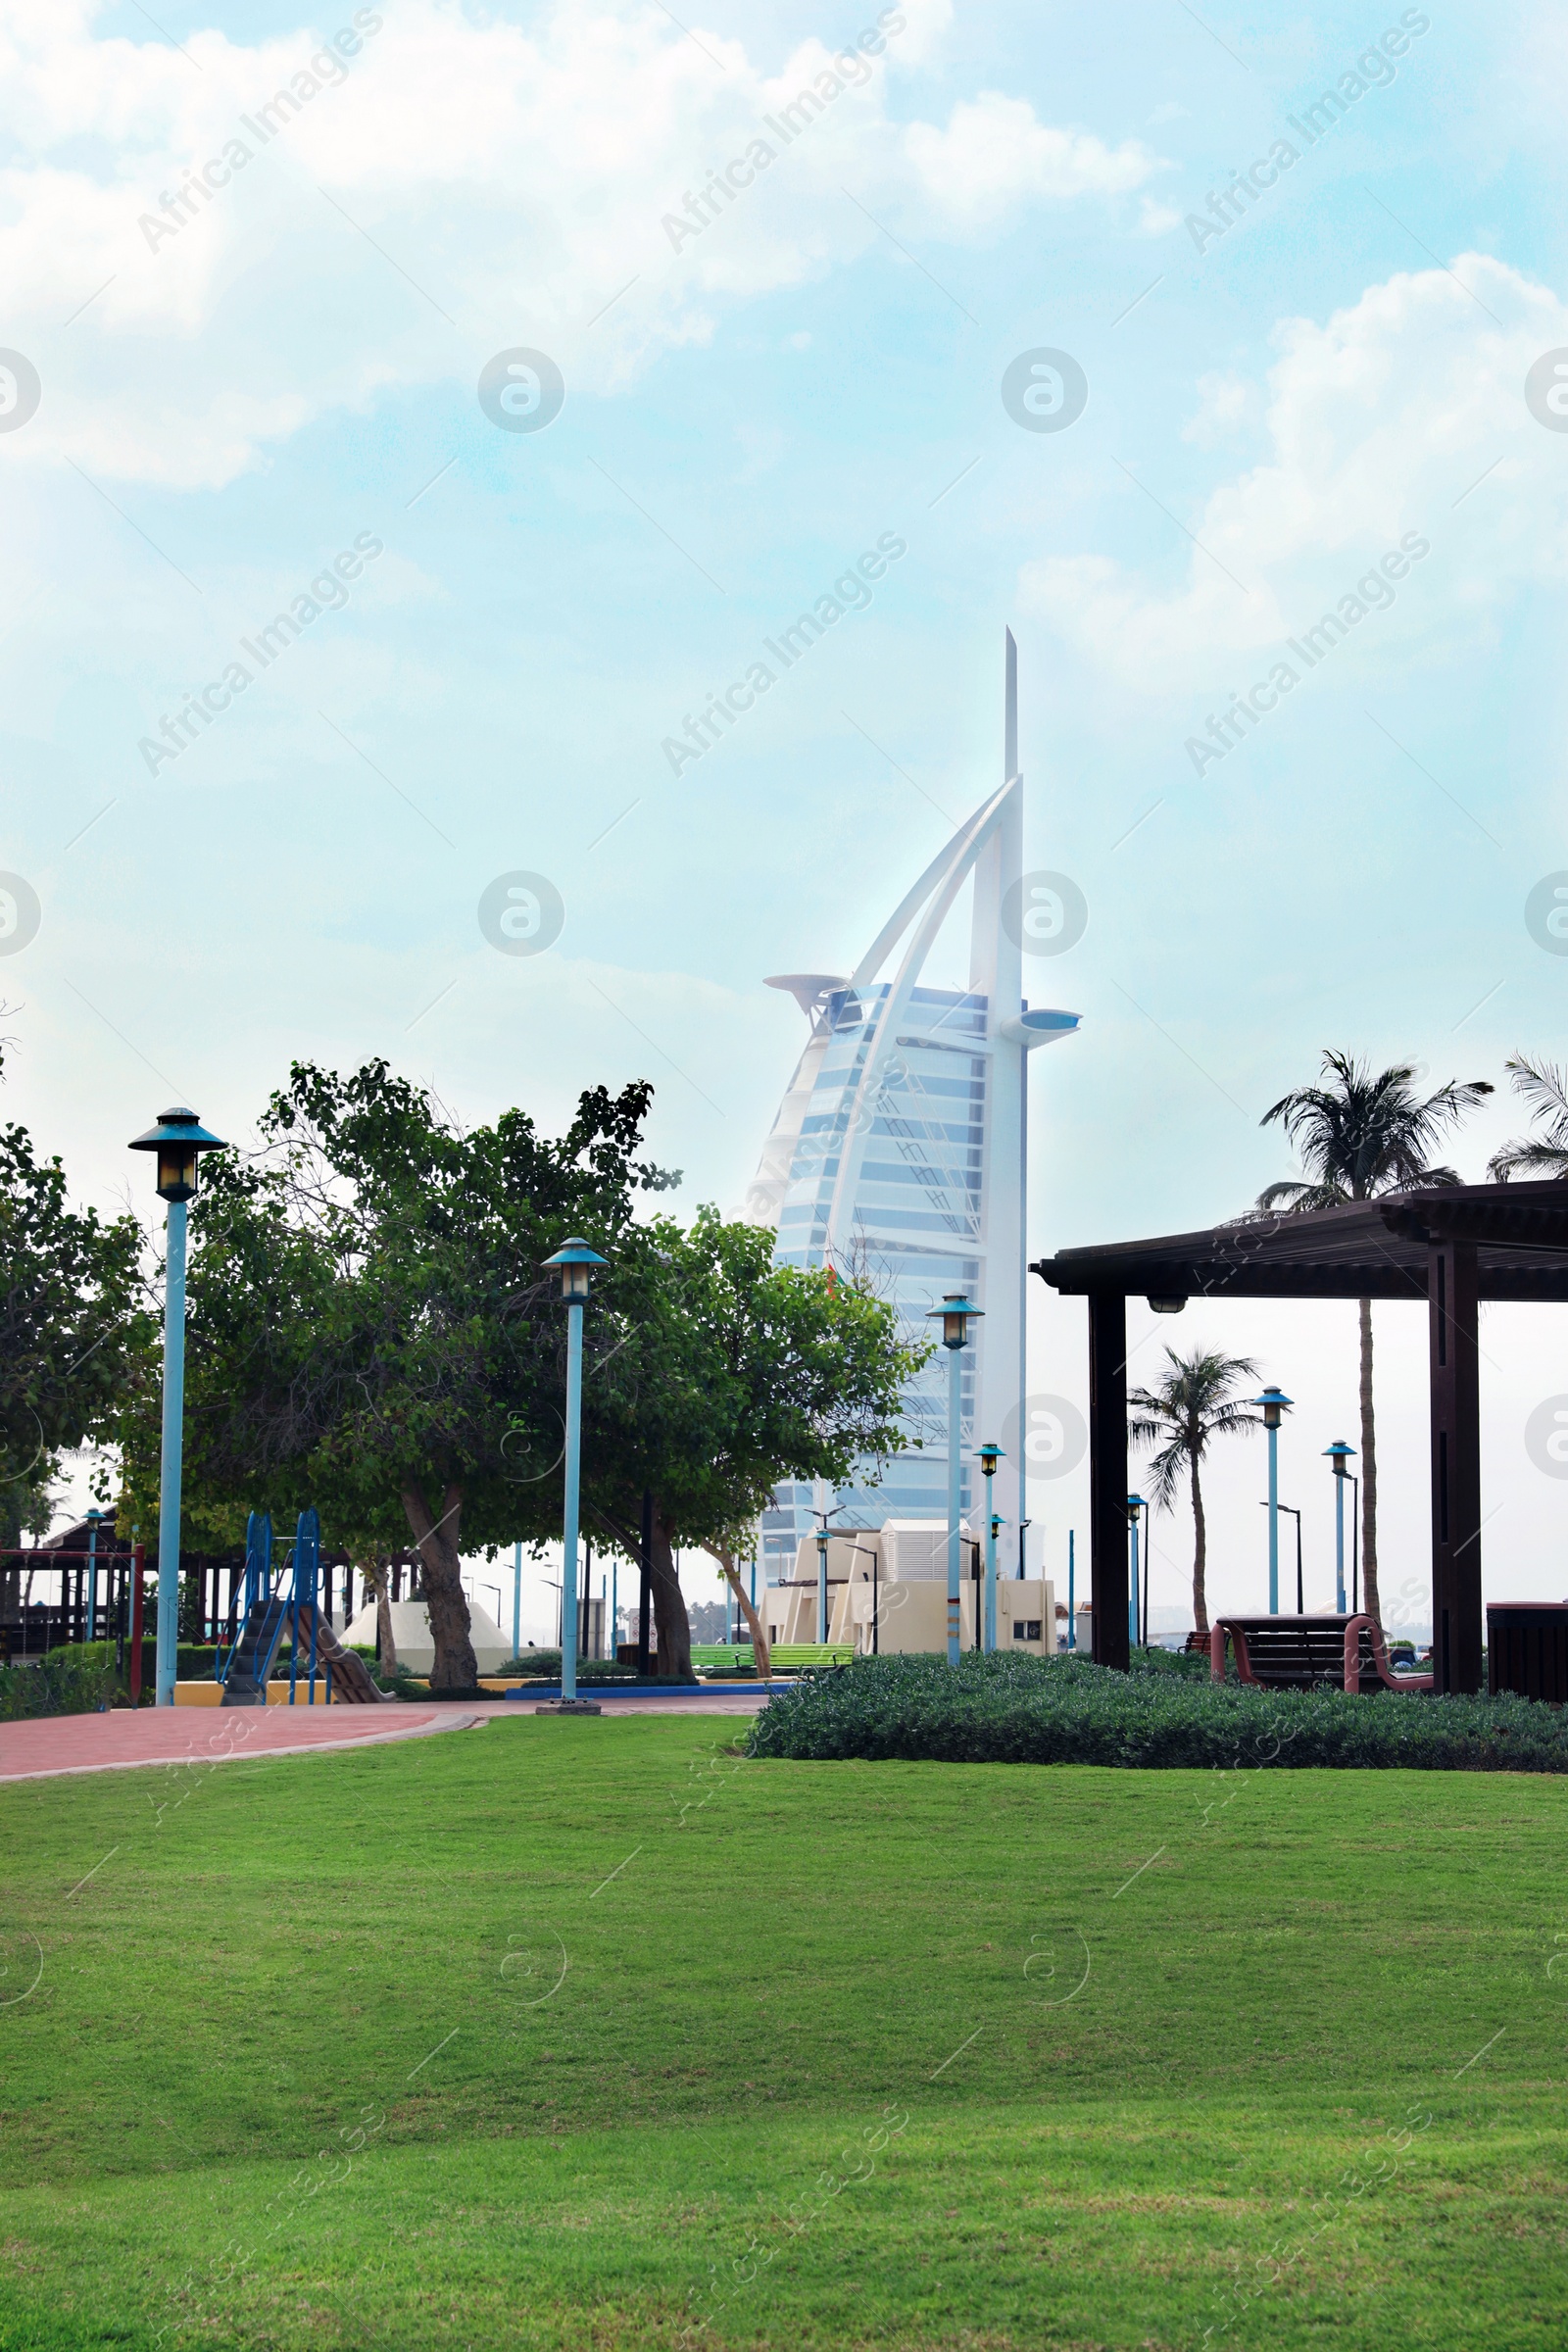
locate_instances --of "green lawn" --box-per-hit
[1,1715,1565,2348]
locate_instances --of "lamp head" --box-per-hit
[977,1442,1004,1478]
[1323,1439,1355,1478]
[1123,1494,1144,1526]
[542,1236,609,1301]
[1148,1296,1187,1314]
[1249,1384,1293,1430]
[927,1292,982,1349]
[127,1106,226,1203]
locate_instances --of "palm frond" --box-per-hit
[1488,1057,1568,1183]
[1128,1347,1262,1504]
[1254,1178,1346,1213]
[1258,1050,1492,1206]
[1488,1138,1568,1182]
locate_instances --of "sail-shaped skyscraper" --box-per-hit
[746,633,1080,1586]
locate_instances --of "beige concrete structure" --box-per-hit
[761,1524,1054,1657]
[340,1598,514,1676]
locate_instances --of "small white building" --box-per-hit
[763,1521,1054,1655]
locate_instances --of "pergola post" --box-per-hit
[1428,1235,1483,1694]
[1087,1290,1130,1671]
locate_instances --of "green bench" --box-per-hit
[687,1642,854,1674]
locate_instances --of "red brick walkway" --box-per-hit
[0,1704,473,1785]
[0,1688,773,1786]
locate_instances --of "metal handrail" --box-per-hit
[217,1511,273,1683]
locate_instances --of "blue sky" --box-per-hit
[5,0,1568,1633]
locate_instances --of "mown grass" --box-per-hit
[0,1713,1565,2347]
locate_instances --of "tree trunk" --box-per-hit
[1357,1296,1380,1623]
[701,1544,770,1678]
[359,1556,397,1676]
[648,1502,693,1682]
[1191,1455,1208,1640]
[400,1482,477,1690]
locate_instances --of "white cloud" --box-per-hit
[1019,254,1568,689]
[0,0,1155,487]
[905,91,1162,227]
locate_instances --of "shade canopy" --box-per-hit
[1029,1180,1568,1695]
[1032,1180,1568,1306]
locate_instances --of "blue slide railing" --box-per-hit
[220,1508,333,1706]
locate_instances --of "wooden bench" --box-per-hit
[1211,1614,1434,1693]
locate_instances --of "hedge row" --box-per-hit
[745,1650,1568,1774]
[0,1649,120,1722]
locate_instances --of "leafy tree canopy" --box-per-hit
[131,1058,924,1690]
[124,1058,678,1686]
[0,1052,150,1545]
[573,1210,927,1677]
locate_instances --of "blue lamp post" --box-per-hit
[1324,1442,1355,1612]
[1124,1496,1144,1649]
[542,1237,608,1710]
[978,1442,1004,1651]
[128,1107,226,1707]
[927,1294,982,1665]
[1248,1386,1294,1614]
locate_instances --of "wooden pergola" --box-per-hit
[1031,1181,1568,1693]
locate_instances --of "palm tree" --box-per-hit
[1488,1056,1568,1179]
[1256,1052,1493,1623]
[1129,1348,1262,1640]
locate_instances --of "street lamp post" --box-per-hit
[1248,1386,1294,1615]
[513,1539,522,1661]
[1263,1502,1304,1612]
[1067,1528,1075,1648]
[1349,1474,1360,1614]
[127,1108,226,1707]
[542,1237,608,1712]
[1123,1497,1143,1649]
[978,1442,1004,1652]
[1324,1442,1355,1612]
[926,1294,983,1666]
[811,1502,844,1644]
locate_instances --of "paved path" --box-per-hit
[0,1690,773,1785]
[0,1704,474,1786]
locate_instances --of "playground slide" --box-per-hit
[220,1599,391,1707]
[220,1590,291,1706]
[299,1607,391,1703]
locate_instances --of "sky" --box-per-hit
[5,0,1568,1642]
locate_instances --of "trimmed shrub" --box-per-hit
[0,1648,119,1721]
[499,1651,641,1683]
[745,1650,1568,1774]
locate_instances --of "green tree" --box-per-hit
[0,1057,150,1576]
[132,1059,677,1690]
[575,1211,926,1679]
[1255,1051,1492,1622]
[1488,1055,1568,1179]
[1128,1348,1261,1640]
